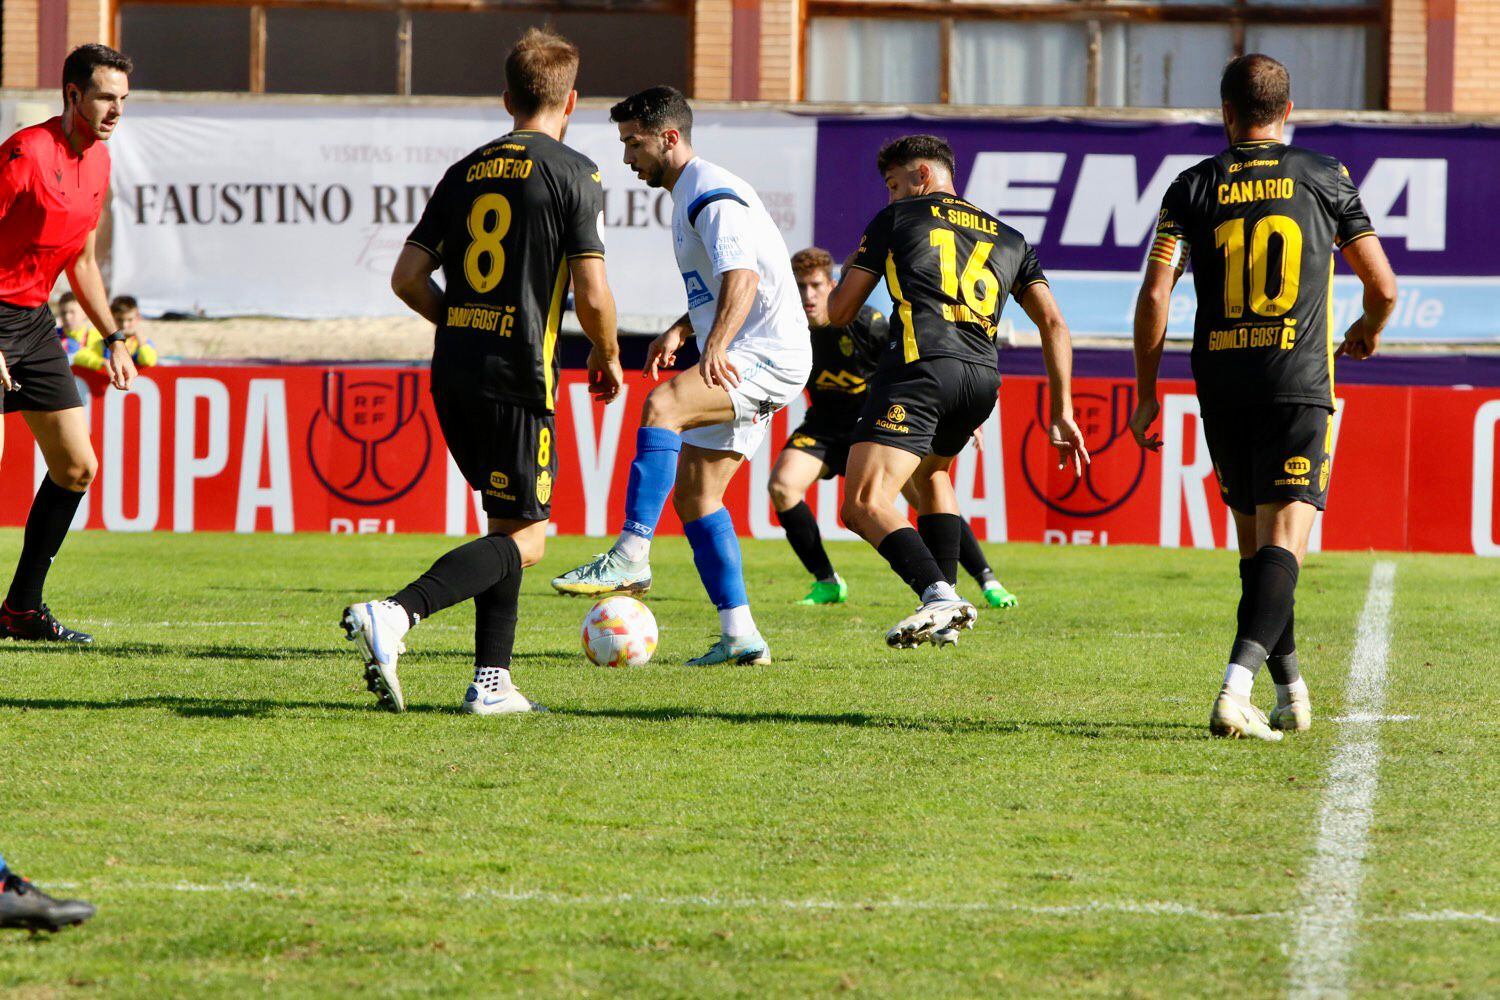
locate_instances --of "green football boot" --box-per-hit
[797,575,848,605]
[982,580,1018,609]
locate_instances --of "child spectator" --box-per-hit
[65,295,159,370]
[55,291,100,367]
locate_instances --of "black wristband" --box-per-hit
[103,331,127,347]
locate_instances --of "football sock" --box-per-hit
[1228,545,1301,674]
[776,501,835,581]
[718,604,757,638]
[1222,663,1257,701]
[1276,676,1309,705]
[683,506,751,618]
[390,533,521,624]
[957,519,996,586]
[474,564,523,669]
[473,665,513,691]
[876,527,946,599]
[917,513,962,586]
[5,476,85,611]
[616,427,681,555]
[1267,604,1300,685]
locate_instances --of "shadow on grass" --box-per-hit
[0,642,568,664]
[554,706,1201,740]
[0,695,460,718]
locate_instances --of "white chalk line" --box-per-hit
[1288,561,1398,1000]
[41,879,1495,925]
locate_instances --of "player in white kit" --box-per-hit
[552,86,812,666]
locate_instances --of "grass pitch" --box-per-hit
[0,529,1496,997]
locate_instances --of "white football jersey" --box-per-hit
[670,157,810,362]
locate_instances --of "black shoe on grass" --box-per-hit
[0,870,95,932]
[0,603,93,643]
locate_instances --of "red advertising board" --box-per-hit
[2,366,1497,555]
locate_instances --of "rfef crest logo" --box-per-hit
[308,371,432,505]
[1020,384,1145,517]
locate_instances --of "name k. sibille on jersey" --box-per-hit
[1151,140,1376,413]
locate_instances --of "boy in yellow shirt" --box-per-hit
[60,294,157,370]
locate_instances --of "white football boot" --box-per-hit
[341,600,411,712]
[886,599,977,649]
[1270,685,1313,732]
[461,675,538,715]
[1209,689,1283,742]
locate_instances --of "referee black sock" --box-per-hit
[876,527,946,598]
[916,513,962,586]
[5,476,85,611]
[390,533,521,625]
[1229,545,1300,672]
[474,565,523,669]
[957,518,996,587]
[776,501,835,581]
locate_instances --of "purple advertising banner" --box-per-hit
[813,117,1500,341]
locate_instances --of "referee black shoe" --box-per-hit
[0,603,93,643]
[0,870,95,932]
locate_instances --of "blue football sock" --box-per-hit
[621,427,681,540]
[684,508,750,612]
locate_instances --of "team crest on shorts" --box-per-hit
[1319,457,1331,491]
[886,404,906,423]
[840,334,854,356]
[791,434,817,449]
[490,471,509,490]
[536,470,553,505]
[1284,456,1311,476]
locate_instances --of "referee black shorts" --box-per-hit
[1201,402,1334,516]
[853,356,1001,459]
[432,387,557,522]
[0,302,83,414]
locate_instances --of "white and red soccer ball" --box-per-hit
[581,596,658,668]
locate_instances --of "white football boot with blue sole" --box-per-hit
[687,631,771,666]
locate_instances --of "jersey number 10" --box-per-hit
[1213,214,1303,319]
[929,230,1000,321]
[464,193,513,294]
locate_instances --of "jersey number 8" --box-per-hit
[1214,215,1303,319]
[464,193,513,294]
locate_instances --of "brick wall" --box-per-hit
[759,0,799,101]
[1454,0,1500,111]
[693,0,733,100]
[1388,0,1427,111]
[2,0,41,88]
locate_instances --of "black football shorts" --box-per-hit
[1202,402,1333,516]
[0,302,83,414]
[783,406,858,478]
[853,356,1001,459]
[433,388,557,521]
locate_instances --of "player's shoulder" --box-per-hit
[1281,144,1348,180]
[4,119,59,157]
[520,131,601,178]
[855,304,886,329]
[681,157,755,203]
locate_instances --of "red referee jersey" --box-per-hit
[0,117,111,309]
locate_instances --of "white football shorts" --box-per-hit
[680,345,811,458]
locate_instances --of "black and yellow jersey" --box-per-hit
[848,193,1046,369]
[407,129,604,413]
[807,306,888,419]
[1151,141,1375,413]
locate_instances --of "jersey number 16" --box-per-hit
[929,229,999,321]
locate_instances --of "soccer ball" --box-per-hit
[581,596,658,668]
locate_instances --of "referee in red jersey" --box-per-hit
[0,44,137,643]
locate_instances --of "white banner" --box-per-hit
[108,100,817,321]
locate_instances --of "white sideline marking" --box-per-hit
[1288,561,1398,1000]
[45,880,1497,926]
[1331,714,1418,724]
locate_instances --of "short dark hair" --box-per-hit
[609,86,693,141]
[505,27,579,117]
[1220,54,1290,128]
[791,247,835,281]
[876,134,956,179]
[58,291,77,306]
[110,295,139,314]
[62,44,132,99]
